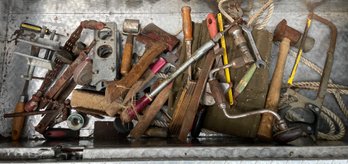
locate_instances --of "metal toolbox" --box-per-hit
[0,0,347,162]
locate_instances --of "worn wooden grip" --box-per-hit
[71,89,123,116]
[121,35,134,76]
[12,101,25,141]
[257,38,291,141]
[181,6,193,41]
[209,79,227,107]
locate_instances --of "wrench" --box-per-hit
[241,25,266,68]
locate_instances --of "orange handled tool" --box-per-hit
[12,78,29,141]
[181,6,193,41]
[206,13,218,39]
[181,6,193,80]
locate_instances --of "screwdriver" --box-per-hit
[20,22,64,36]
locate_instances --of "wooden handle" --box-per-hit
[121,35,134,76]
[12,98,25,141]
[181,6,193,41]
[71,90,123,116]
[257,37,291,141]
[206,13,218,39]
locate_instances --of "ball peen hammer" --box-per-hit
[121,19,140,76]
[257,19,315,141]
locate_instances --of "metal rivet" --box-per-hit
[315,108,320,112]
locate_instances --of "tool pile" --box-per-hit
[4,0,347,145]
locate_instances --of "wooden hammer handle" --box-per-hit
[12,98,25,141]
[181,6,193,41]
[257,37,291,141]
[120,35,134,76]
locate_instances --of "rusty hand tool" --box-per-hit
[105,23,179,103]
[121,19,140,76]
[25,20,105,112]
[287,14,313,85]
[181,6,193,80]
[257,19,315,141]
[120,28,230,123]
[35,41,98,134]
[73,58,93,85]
[37,40,97,110]
[217,13,234,105]
[35,99,71,134]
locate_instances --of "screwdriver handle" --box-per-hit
[181,6,193,41]
[234,63,257,97]
[12,96,26,141]
[20,22,49,34]
[122,95,152,123]
[206,13,218,39]
[150,57,167,74]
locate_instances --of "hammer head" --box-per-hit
[273,19,301,45]
[273,19,315,52]
[122,19,140,35]
[139,23,179,52]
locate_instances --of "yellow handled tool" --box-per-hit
[20,22,64,36]
[20,22,50,34]
[287,15,312,85]
[217,13,233,105]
